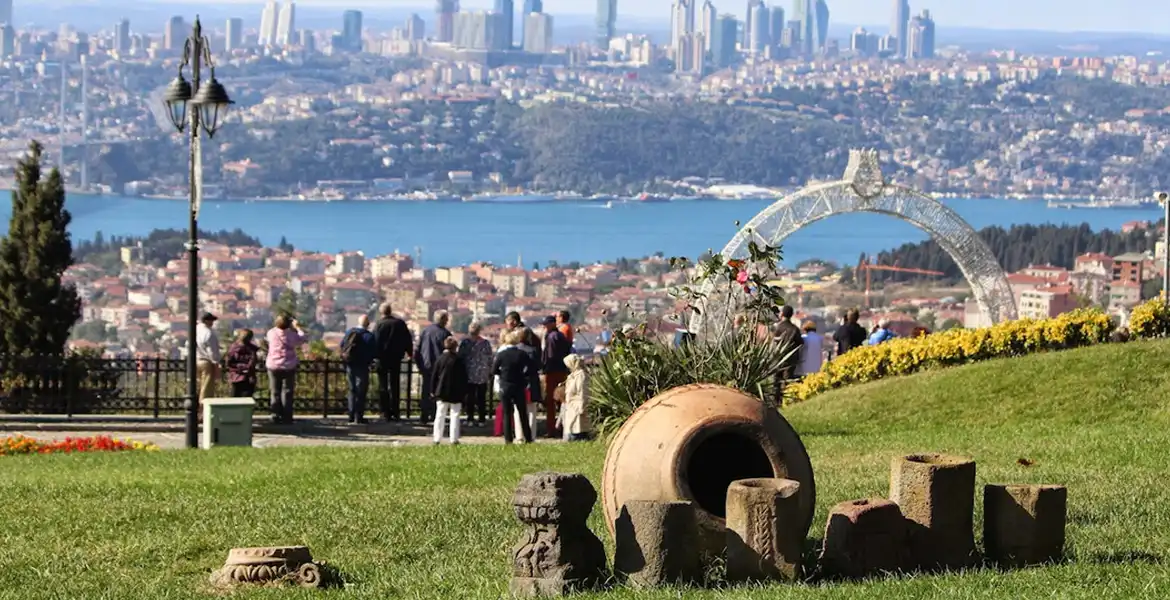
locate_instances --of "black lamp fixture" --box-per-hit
[164,74,193,133]
[191,75,234,138]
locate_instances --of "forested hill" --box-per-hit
[870,222,1159,282]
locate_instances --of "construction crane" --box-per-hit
[856,259,945,308]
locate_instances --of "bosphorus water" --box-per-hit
[37,195,1161,267]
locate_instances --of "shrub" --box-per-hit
[0,435,159,456]
[1129,299,1170,339]
[788,308,1116,402]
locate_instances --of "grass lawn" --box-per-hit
[4,340,1170,599]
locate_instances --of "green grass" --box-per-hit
[4,340,1170,599]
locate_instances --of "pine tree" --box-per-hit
[0,141,82,355]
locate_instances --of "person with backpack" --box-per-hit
[341,315,377,424]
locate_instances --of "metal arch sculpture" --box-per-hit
[690,149,1017,338]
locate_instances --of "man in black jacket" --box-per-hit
[836,308,868,357]
[415,310,452,424]
[374,303,413,422]
[772,305,804,382]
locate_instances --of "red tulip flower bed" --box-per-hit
[0,435,159,456]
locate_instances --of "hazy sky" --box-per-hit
[450,0,1170,33]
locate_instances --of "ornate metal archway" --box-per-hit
[690,149,1017,337]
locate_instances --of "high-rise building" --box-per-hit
[671,0,693,50]
[114,19,131,54]
[891,0,910,58]
[814,0,828,51]
[850,26,876,56]
[767,6,785,52]
[781,19,800,49]
[299,29,315,53]
[494,0,515,49]
[596,0,616,48]
[919,9,935,58]
[522,12,553,54]
[0,0,12,26]
[746,0,768,55]
[406,13,426,41]
[226,18,243,52]
[437,0,459,43]
[710,14,738,68]
[164,16,185,51]
[0,24,14,58]
[453,10,509,51]
[277,1,296,46]
[793,0,814,55]
[260,0,280,46]
[744,0,755,47]
[697,1,716,52]
[523,0,543,14]
[342,10,363,51]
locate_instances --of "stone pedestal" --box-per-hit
[819,498,910,578]
[889,454,977,571]
[984,484,1067,567]
[510,472,608,597]
[614,500,703,588]
[209,546,330,588]
[725,478,804,582]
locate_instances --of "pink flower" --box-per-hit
[736,270,749,284]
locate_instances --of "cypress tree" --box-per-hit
[0,141,82,355]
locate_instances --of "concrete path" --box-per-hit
[0,416,564,449]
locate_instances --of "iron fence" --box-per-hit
[0,355,494,419]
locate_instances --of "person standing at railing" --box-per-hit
[458,322,493,427]
[341,315,377,425]
[225,329,259,399]
[431,336,469,445]
[374,302,413,422]
[195,312,222,401]
[492,329,536,444]
[541,315,572,439]
[266,314,307,424]
[416,310,451,425]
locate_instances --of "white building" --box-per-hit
[260,0,280,47]
[522,13,553,54]
[276,1,296,46]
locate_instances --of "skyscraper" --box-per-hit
[907,10,934,59]
[596,0,616,48]
[0,0,12,26]
[114,19,131,54]
[710,14,738,68]
[260,0,280,46]
[746,0,768,55]
[276,1,296,46]
[919,10,935,58]
[671,0,692,50]
[850,26,874,56]
[767,6,785,53]
[892,0,910,58]
[522,12,553,54]
[226,18,243,52]
[744,0,755,48]
[0,24,14,58]
[164,16,185,51]
[523,0,543,14]
[698,0,716,52]
[494,0,514,49]
[299,29,315,53]
[437,0,459,43]
[795,0,814,55]
[342,10,363,51]
[406,14,426,41]
[814,0,829,52]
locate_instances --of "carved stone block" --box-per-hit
[984,484,1067,567]
[209,546,332,588]
[614,500,703,588]
[889,454,977,571]
[725,478,804,582]
[819,498,910,578]
[510,472,608,597]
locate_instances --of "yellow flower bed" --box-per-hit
[787,308,1115,402]
[1129,298,1170,339]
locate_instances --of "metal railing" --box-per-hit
[0,355,496,419]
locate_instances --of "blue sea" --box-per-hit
[30,195,1162,268]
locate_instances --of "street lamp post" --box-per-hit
[161,16,234,449]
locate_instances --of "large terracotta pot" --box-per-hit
[601,384,816,555]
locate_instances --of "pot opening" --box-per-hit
[684,431,774,519]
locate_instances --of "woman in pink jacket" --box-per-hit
[266,314,307,424]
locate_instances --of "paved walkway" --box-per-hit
[0,416,563,449]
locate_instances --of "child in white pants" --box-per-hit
[430,337,468,445]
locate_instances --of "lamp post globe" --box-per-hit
[191,77,234,138]
[163,75,193,133]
